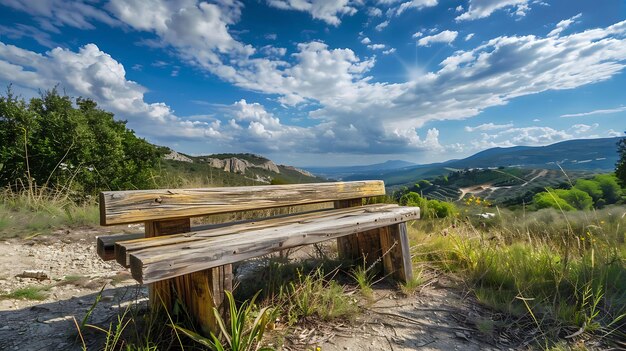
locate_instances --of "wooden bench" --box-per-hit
[96,180,419,335]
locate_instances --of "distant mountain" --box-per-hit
[454,138,618,170]
[304,160,416,180]
[343,137,622,186]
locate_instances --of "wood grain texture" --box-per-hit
[356,228,384,269]
[144,218,231,334]
[115,206,375,267]
[380,222,415,282]
[124,204,419,284]
[334,198,365,261]
[100,181,385,225]
[96,233,144,261]
[145,218,192,312]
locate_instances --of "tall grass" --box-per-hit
[410,205,626,346]
[0,185,99,238]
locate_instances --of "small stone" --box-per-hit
[15,270,48,280]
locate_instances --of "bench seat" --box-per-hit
[116,204,419,284]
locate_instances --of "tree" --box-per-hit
[617,135,626,185]
[0,88,163,194]
[574,179,603,203]
[593,174,622,205]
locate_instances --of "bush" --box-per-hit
[399,192,457,218]
[574,178,603,203]
[553,188,593,210]
[533,190,575,211]
[592,174,622,205]
[0,88,164,194]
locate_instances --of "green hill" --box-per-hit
[344,137,621,186]
[394,167,594,207]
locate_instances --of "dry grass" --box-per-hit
[0,185,99,238]
[408,205,626,347]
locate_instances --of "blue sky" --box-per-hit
[0,0,624,167]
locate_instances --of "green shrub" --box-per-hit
[533,190,575,211]
[399,192,457,218]
[593,174,622,204]
[399,192,426,207]
[574,178,603,202]
[553,188,593,210]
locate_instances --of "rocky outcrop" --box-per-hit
[164,150,193,163]
[223,158,250,174]
[281,165,315,178]
[206,158,225,169]
[257,160,280,173]
[204,157,281,175]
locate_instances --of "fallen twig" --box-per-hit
[365,308,475,332]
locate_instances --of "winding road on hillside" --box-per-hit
[457,169,548,201]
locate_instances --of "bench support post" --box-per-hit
[334,199,413,282]
[334,199,382,269]
[145,218,232,335]
[379,223,413,282]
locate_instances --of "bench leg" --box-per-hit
[151,265,233,335]
[172,265,233,335]
[145,219,233,336]
[337,229,383,267]
[335,198,383,267]
[379,223,413,283]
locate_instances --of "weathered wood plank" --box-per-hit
[334,198,364,261]
[380,222,415,282]
[96,233,144,261]
[356,228,384,269]
[115,205,398,267]
[126,205,419,284]
[116,218,190,266]
[100,181,385,225]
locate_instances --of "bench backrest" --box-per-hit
[99,180,385,226]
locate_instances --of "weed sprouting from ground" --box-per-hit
[0,285,51,300]
[174,291,272,351]
[399,270,424,296]
[280,267,359,324]
[349,263,374,298]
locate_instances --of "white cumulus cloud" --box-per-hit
[266,0,357,26]
[456,0,532,21]
[375,20,389,31]
[417,30,458,46]
[395,0,438,16]
[0,42,219,141]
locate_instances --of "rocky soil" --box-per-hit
[0,228,517,351]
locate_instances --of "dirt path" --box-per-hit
[520,169,548,187]
[314,281,507,351]
[0,230,511,350]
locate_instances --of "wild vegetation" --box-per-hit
[0,88,165,194]
[1,88,625,349]
[533,174,622,211]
